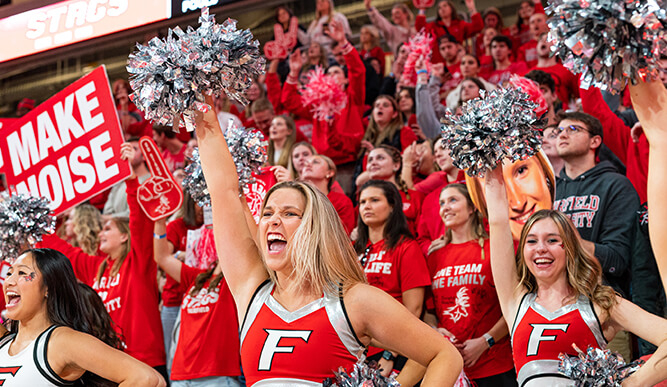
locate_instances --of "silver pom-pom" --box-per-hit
[224,120,267,191]
[559,346,644,386]
[440,88,545,178]
[547,0,667,94]
[182,148,210,207]
[0,193,55,262]
[182,120,267,202]
[323,359,400,387]
[127,7,265,131]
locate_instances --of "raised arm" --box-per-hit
[153,217,182,282]
[608,297,667,387]
[347,284,462,386]
[484,165,525,326]
[194,95,268,317]
[629,80,667,290]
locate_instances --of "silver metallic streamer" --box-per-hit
[440,88,545,178]
[323,359,400,387]
[127,7,265,131]
[559,346,644,386]
[181,120,267,203]
[547,0,666,93]
[182,148,211,207]
[0,193,55,263]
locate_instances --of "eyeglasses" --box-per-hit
[556,124,589,136]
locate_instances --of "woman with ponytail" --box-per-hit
[357,145,424,235]
[354,180,431,376]
[38,143,167,378]
[153,217,241,386]
[0,248,163,386]
[426,184,516,386]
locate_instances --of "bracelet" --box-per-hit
[153,233,167,240]
[416,69,428,75]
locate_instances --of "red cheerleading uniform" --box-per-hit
[511,293,607,387]
[240,281,365,386]
[170,265,241,380]
[427,240,514,380]
[38,178,165,367]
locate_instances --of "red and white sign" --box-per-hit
[0,0,170,63]
[0,66,131,215]
[0,118,17,174]
[137,136,183,221]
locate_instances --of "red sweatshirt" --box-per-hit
[415,13,483,64]
[580,86,649,203]
[282,46,366,165]
[39,178,165,367]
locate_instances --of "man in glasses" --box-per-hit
[552,111,640,361]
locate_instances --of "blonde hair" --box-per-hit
[260,182,367,295]
[428,184,487,256]
[466,150,555,219]
[267,115,297,168]
[393,3,414,24]
[316,0,336,23]
[517,210,618,315]
[287,141,317,180]
[361,25,380,48]
[95,217,131,286]
[312,154,337,191]
[70,204,103,255]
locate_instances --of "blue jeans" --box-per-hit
[171,376,242,387]
[161,306,180,375]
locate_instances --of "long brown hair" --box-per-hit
[428,184,487,255]
[267,115,297,168]
[95,217,130,286]
[370,145,411,200]
[517,210,618,315]
[361,95,404,153]
[190,268,225,297]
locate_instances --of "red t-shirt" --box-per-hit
[399,189,424,236]
[361,238,430,304]
[327,191,356,235]
[163,218,200,308]
[39,179,165,367]
[170,265,241,380]
[484,61,529,85]
[442,62,462,94]
[427,240,514,379]
[415,171,466,254]
[162,143,187,172]
[517,40,538,70]
[360,46,386,76]
[535,63,580,106]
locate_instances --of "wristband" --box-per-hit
[483,333,495,348]
[416,69,428,75]
[153,233,167,240]
[381,350,396,361]
[341,42,351,50]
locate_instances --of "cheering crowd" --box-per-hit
[2,0,667,386]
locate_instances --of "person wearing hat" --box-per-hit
[16,98,34,117]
